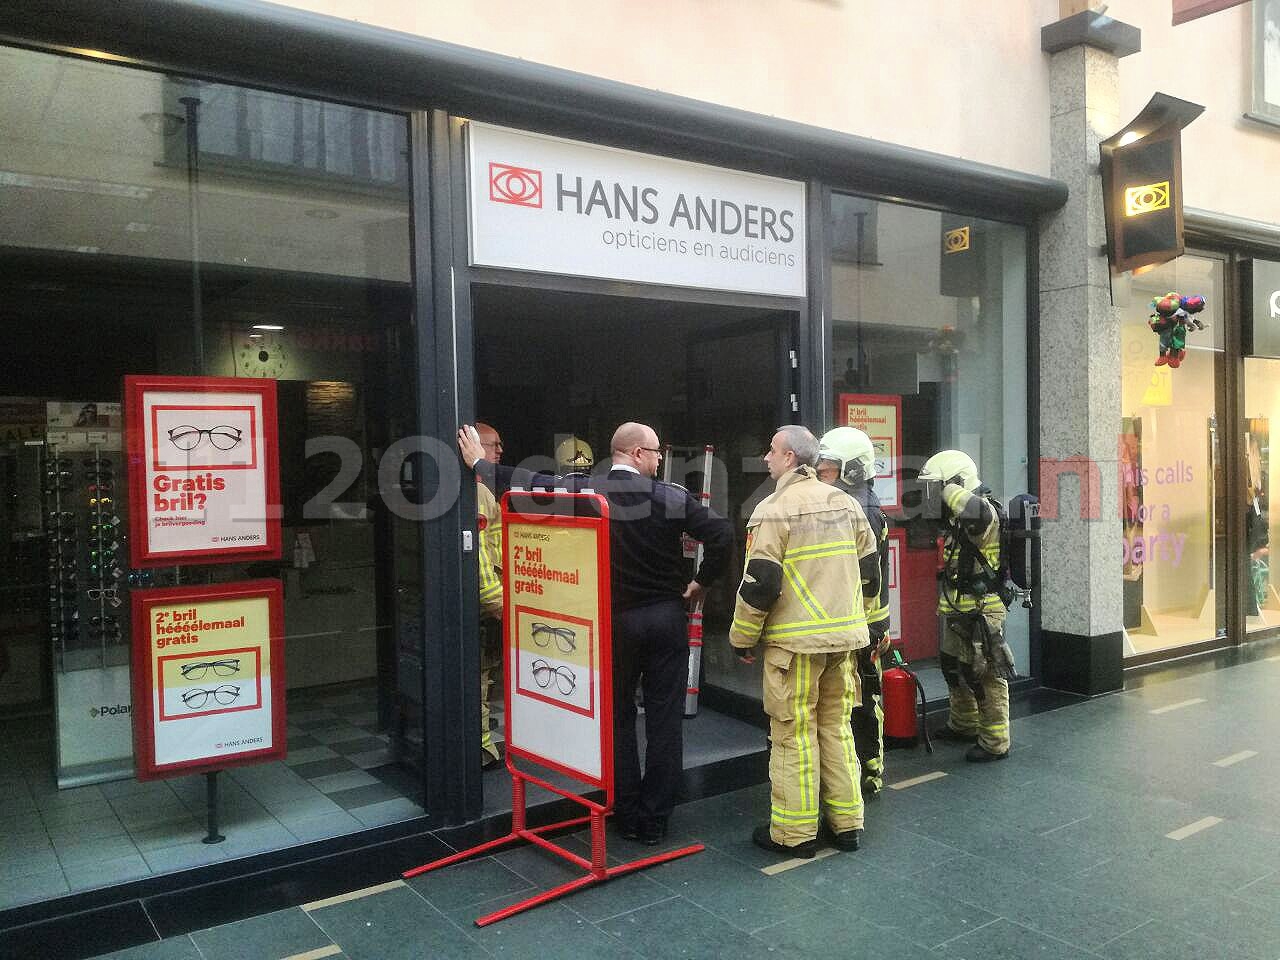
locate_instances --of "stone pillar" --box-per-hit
[1037,11,1140,695]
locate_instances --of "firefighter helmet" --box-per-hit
[918,449,980,491]
[817,427,877,485]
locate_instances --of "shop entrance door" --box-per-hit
[470,284,798,810]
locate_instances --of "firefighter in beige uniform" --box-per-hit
[475,422,506,768]
[730,426,881,857]
[919,450,1016,762]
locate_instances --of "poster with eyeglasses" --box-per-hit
[131,579,285,779]
[125,376,281,566]
[504,491,611,788]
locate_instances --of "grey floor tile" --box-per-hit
[756,904,938,960]
[285,811,364,842]
[408,856,535,911]
[129,818,210,852]
[54,833,143,869]
[0,843,60,881]
[308,725,372,745]
[346,748,394,770]
[597,895,789,960]
[309,770,379,794]
[327,736,389,756]
[39,801,117,830]
[325,782,403,809]
[308,885,487,960]
[46,811,128,844]
[0,867,70,909]
[96,936,203,960]
[285,734,322,750]
[66,852,152,892]
[1099,918,1257,960]
[290,757,359,780]
[1166,890,1280,960]
[283,745,340,766]
[191,905,332,960]
[446,898,641,959]
[31,783,105,811]
[348,797,424,828]
[142,840,227,874]
[940,917,1102,960]
[216,823,298,860]
[0,791,39,819]
[646,845,826,934]
[267,792,344,820]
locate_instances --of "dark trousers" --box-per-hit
[612,599,688,827]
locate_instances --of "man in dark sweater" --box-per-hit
[459,421,732,844]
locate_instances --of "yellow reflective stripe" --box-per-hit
[786,540,860,560]
[824,797,860,810]
[763,616,868,640]
[943,486,969,512]
[782,561,829,622]
[771,805,819,820]
[838,653,860,796]
[788,547,859,563]
[794,653,814,817]
[732,617,763,638]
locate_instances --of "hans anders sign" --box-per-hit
[466,122,807,298]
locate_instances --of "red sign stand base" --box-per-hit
[402,764,704,927]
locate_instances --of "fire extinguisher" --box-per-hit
[882,648,933,754]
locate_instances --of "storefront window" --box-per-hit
[1117,254,1227,656]
[827,195,1030,678]
[0,45,416,908]
[1242,258,1280,637]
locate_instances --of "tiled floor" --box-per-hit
[0,681,424,912]
[81,651,1280,960]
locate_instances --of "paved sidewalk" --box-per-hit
[96,653,1280,960]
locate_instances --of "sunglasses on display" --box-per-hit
[82,457,111,468]
[87,483,112,494]
[90,626,122,641]
[530,622,578,653]
[89,516,122,531]
[46,457,72,468]
[45,469,73,481]
[44,481,73,494]
[87,545,120,558]
[530,658,577,696]
[46,511,77,529]
[87,587,119,602]
[181,684,241,709]
[89,496,113,508]
[47,558,77,573]
[88,563,123,580]
[166,425,243,451]
[127,570,155,588]
[178,658,241,680]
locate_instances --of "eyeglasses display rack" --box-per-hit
[42,401,155,787]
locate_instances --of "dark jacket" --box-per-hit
[478,461,732,610]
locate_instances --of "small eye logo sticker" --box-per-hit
[489,162,543,208]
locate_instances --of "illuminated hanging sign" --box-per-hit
[1243,259,1280,358]
[1123,181,1171,217]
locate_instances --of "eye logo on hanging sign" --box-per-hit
[490,162,543,208]
[467,122,806,298]
[1270,289,1280,320]
[943,226,970,253]
[1124,180,1171,217]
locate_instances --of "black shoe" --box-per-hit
[614,814,641,841]
[965,744,1009,763]
[752,825,818,859]
[639,819,667,847]
[933,725,979,744]
[819,821,862,851]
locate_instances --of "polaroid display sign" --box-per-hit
[131,579,285,779]
[126,376,281,566]
[467,122,807,299]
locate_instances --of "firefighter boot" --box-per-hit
[752,825,818,859]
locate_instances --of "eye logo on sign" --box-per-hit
[1124,181,1171,217]
[943,226,970,254]
[1270,289,1280,320]
[489,162,543,208]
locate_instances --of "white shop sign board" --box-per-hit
[467,122,807,298]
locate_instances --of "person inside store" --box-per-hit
[474,421,506,769]
[458,420,732,845]
[729,425,880,858]
[816,427,892,799]
[917,450,1015,762]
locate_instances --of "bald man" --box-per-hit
[460,421,732,844]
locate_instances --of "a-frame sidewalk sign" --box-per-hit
[402,488,704,926]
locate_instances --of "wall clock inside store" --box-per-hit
[238,334,289,378]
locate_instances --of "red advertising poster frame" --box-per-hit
[836,392,903,509]
[403,490,702,926]
[502,501,613,794]
[125,375,282,568]
[131,579,286,781]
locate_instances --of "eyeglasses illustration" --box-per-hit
[167,425,244,451]
[531,622,577,653]
[87,587,119,601]
[530,659,577,696]
[181,684,241,709]
[179,658,241,680]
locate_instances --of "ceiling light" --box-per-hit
[1117,131,1140,146]
[251,324,284,331]
[248,333,263,340]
